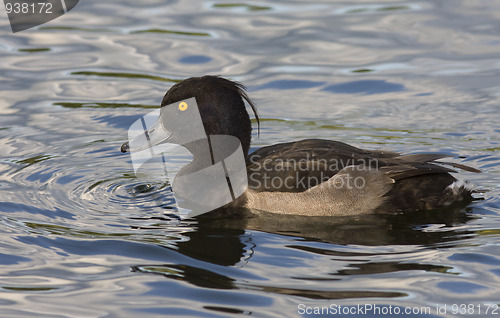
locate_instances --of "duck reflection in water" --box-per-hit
[131,206,476,302]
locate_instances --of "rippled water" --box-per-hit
[1,0,500,317]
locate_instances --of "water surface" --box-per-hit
[1,0,500,317]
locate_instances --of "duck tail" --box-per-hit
[440,179,481,206]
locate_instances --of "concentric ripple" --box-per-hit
[0,135,193,245]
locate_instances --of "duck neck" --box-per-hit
[179,138,214,174]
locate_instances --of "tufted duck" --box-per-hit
[121,75,480,216]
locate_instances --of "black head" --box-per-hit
[121,75,259,156]
[160,75,259,155]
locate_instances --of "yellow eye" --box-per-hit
[178,102,188,111]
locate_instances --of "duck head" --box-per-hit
[121,75,259,156]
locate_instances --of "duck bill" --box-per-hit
[121,115,172,153]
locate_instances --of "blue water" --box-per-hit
[0,0,500,317]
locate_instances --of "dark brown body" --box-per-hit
[247,139,476,213]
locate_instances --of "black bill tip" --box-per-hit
[121,141,130,153]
